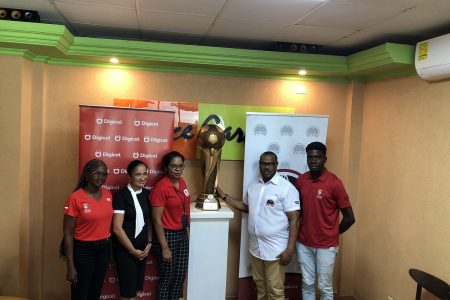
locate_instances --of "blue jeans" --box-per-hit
[296,242,338,300]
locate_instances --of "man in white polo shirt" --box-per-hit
[217,151,300,300]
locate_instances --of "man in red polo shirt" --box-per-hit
[295,142,355,300]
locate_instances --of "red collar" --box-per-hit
[306,168,328,182]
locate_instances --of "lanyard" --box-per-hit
[173,187,187,216]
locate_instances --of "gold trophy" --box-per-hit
[196,124,226,210]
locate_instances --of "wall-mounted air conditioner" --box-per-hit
[415,33,450,81]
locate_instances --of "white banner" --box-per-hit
[238,112,328,299]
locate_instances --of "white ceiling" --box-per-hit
[1,0,449,54]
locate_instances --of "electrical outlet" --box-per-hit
[387,296,394,300]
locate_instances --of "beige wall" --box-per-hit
[354,76,450,300]
[6,54,449,300]
[0,56,23,295]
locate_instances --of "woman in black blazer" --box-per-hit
[112,160,153,300]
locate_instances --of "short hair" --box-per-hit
[306,142,327,155]
[127,160,148,175]
[162,151,185,169]
[260,151,278,162]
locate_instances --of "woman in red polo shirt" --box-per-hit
[62,159,113,300]
[151,151,190,300]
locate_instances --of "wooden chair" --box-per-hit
[409,268,450,300]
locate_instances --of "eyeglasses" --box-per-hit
[91,171,108,177]
[259,161,277,167]
[168,163,185,170]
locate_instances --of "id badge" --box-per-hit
[181,215,189,229]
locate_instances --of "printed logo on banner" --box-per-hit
[306,126,320,138]
[114,135,140,142]
[267,142,281,154]
[113,168,127,175]
[253,124,267,136]
[108,276,117,284]
[84,134,111,141]
[293,143,306,155]
[137,291,152,297]
[145,275,159,281]
[280,125,294,136]
[134,120,159,127]
[132,152,158,159]
[95,151,121,158]
[96,118,123,125]
[103,184,120,191]
[148,169,162,175]
[143,136,169,144]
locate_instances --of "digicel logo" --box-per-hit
[114,135,140,142]
[133,120,159,127]
[95,151,121,158]
[84,134,111,141]
[96,118,122,125]
[113,168,127,175]
[144,136,168,143]
[132,152,158,159]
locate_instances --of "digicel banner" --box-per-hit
[79,105,175,299]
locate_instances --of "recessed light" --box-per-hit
[298,69,307,76]
[110,57,119,64]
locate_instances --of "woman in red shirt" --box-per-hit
[62,159,113,300]
[151,151,190,300]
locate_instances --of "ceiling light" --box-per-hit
[110,57,119,64]
[298,69,307,76]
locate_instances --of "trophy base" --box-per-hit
[196,193,221,211]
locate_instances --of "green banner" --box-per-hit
[198,103,293,160]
